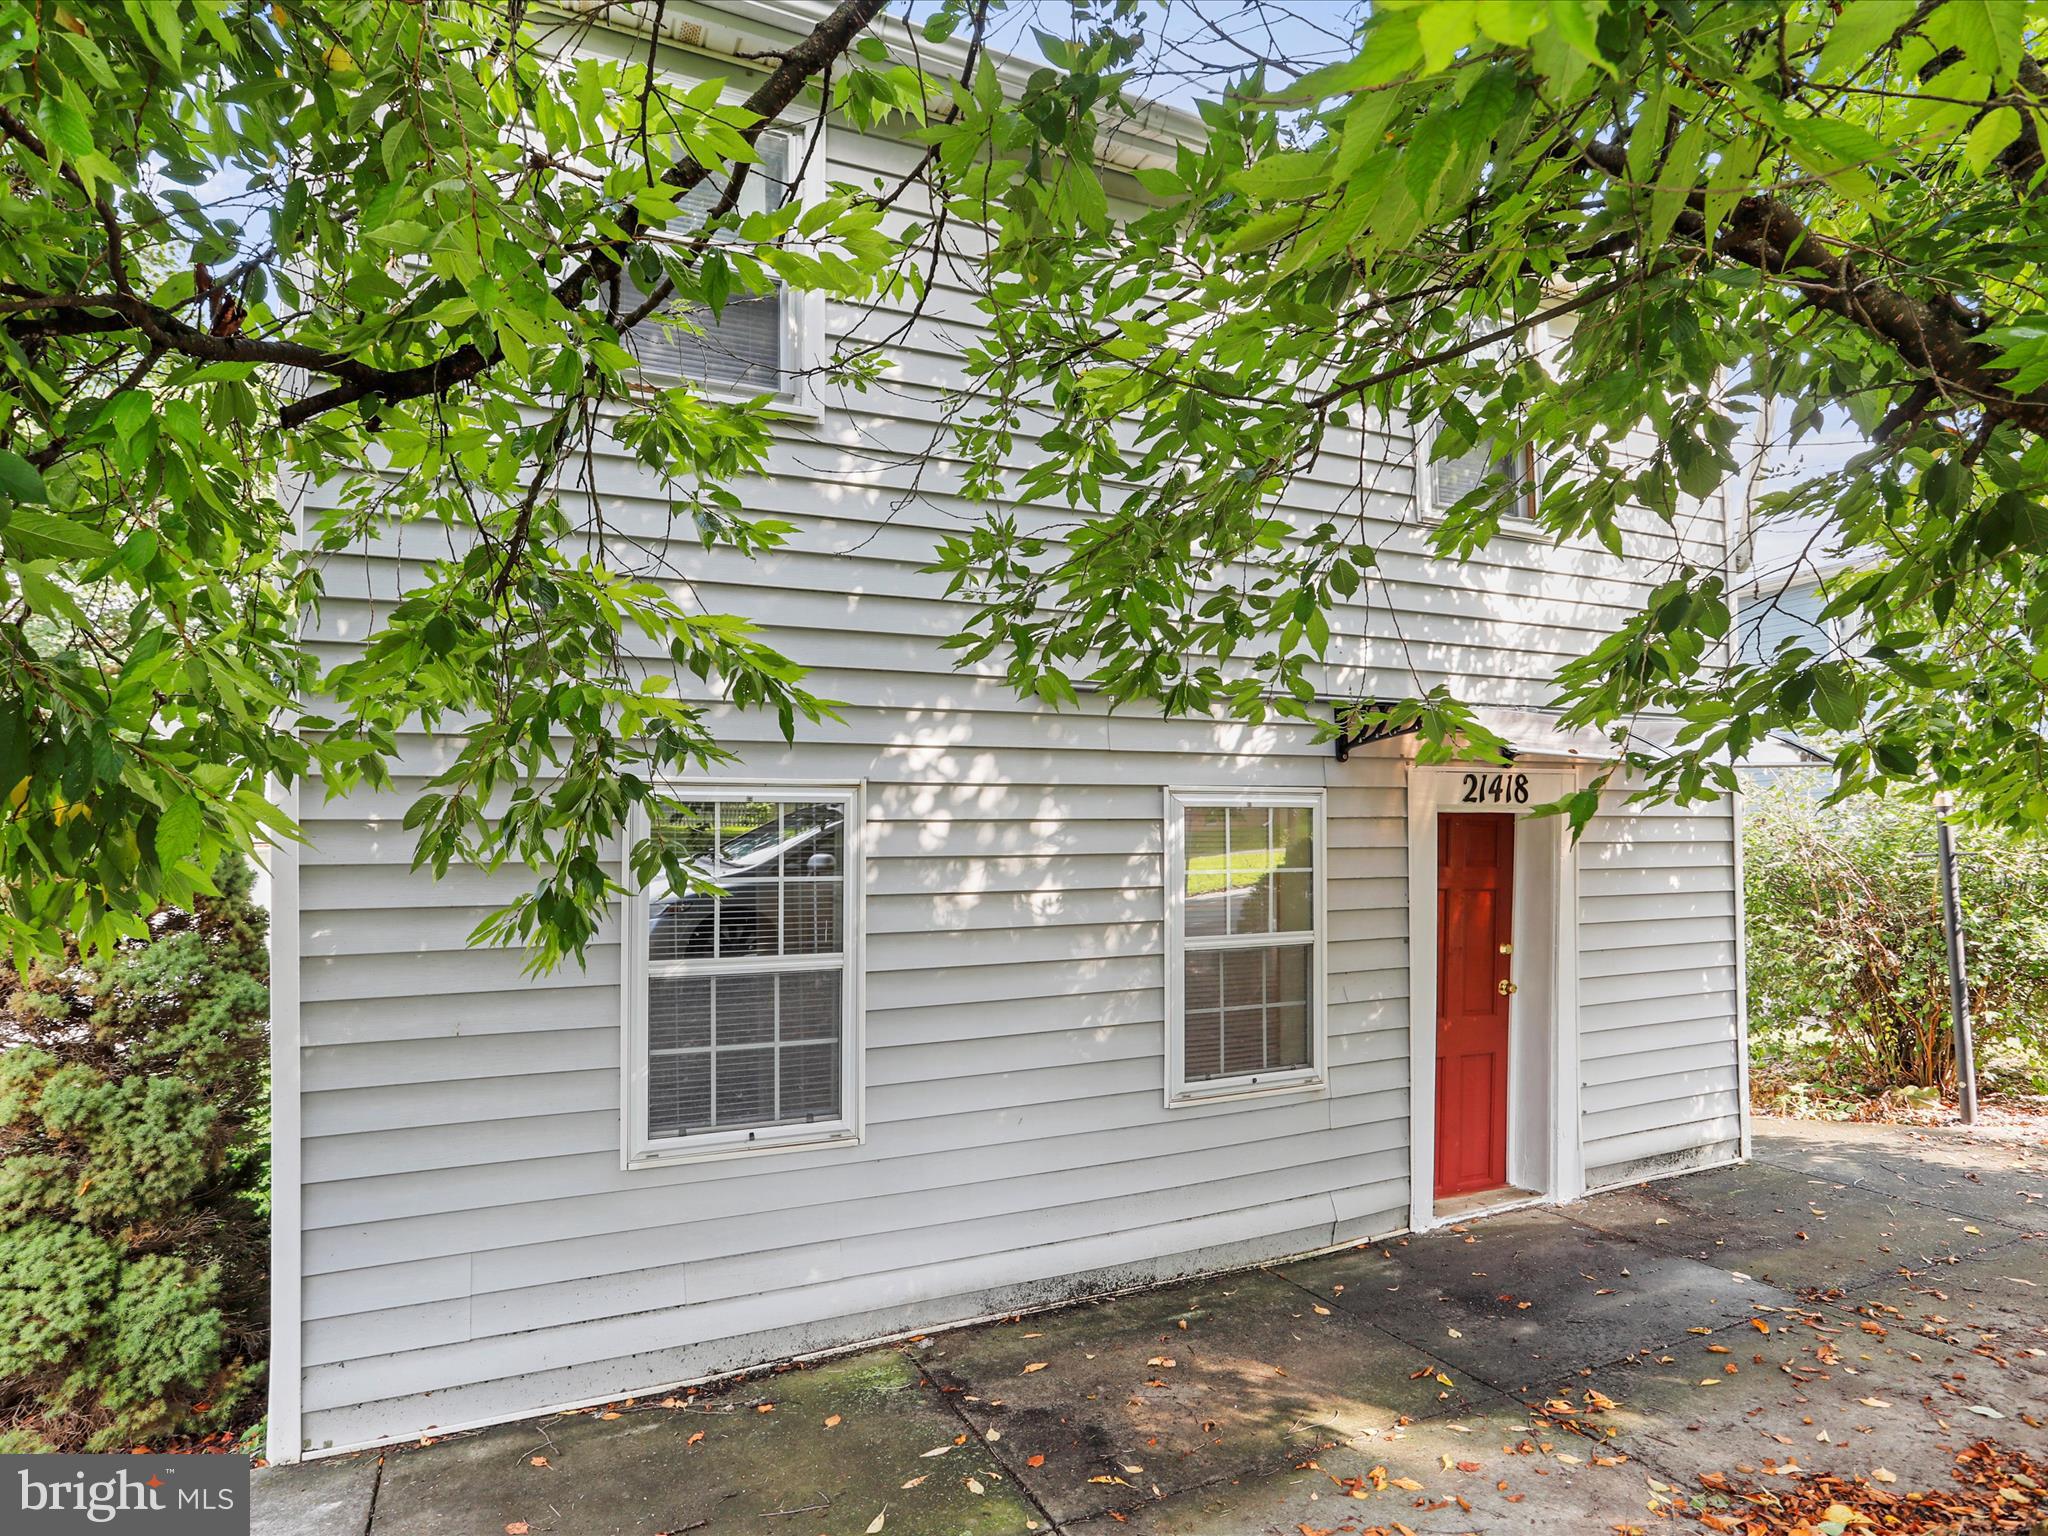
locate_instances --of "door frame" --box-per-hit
[1406,761,1585,1233]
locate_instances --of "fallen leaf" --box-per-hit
[965,1478,985,1495]
[528,1456,549,1468]
[1858,1398,1889,1409]
[1390,1476,1425,1491]
[866,1511,887,1534]
[1968,1405,2007,1419]
[599,1411,620,1421]
[824,1415,842,1428]
[505,1526,529,1535]
[755,1404,774,1415]
[1313,1305,1332,1316]
[1146,1357,1176,1368]
[900,1476,926,1490]
[921,1445,953,1458]
[1023,1362,1049,1374]
[1027,1455,1046,1469]
[1871,1468,1896,1483]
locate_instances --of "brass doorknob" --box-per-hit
[1497,979,1518,995]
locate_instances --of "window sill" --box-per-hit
[627,1123,859,1170]
[1167,1072,1326,1109]
[622,374,826,424]
[1419,512,1549,544]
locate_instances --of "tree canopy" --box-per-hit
[2,0,2045,965]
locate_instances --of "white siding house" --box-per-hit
[267,1,1750,1462]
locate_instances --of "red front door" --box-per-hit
[1435,812,1514,1200]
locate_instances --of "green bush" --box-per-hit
[0,856,269,1450]
[1744,782,2048,1105]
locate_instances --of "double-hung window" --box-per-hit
[624,786,862,1165]
[621,130,801,396]
[1419,422,1541,530]
[1164,789,1327,1104]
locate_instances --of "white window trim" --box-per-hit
[1413,417,1546,541]
[1163,787,1329,1108]
[620,780,865,1169]
[625,116,829,418]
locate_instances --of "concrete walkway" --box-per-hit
[257,1118,2046,1535]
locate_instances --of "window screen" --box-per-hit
[1429,434,1537,521]
[643,795,848,1141]
[622,134,791,392]
[1174,800,1318,1087]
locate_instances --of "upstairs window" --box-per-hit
[1422,426,1540,527]
[622,132,796,395]
[1165,789,1327,1105]
[624,786,861,1165]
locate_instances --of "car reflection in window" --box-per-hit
[649,803,845,962]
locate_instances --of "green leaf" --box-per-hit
[1648,118,1705,251]
[35,95,93,159]
[1809,663,1863,732]
[1928,0,2027,88]
[1963,105,2022,175]
[1814,0,1913,80]
[0,449,48,504]
[1546,0,1616,77]
[1,508,117,560]
[367,220,434,247]
[107,389,153,444]
[1416,1,1479,73]
[1231,150,1332,202]
[154,795,205,866]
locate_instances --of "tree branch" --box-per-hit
[1581,135,2048,437]
[0,0,888,433]
[272,0,887,430]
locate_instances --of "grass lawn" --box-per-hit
[1185,847,1285,896]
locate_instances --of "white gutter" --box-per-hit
[547,0,1203,169]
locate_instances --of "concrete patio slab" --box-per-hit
[1753,1118,2048,1226]
[252,1120,2048,1536]
[249,1450,381,1536]
[361,1349,1042,1536]
[1559,1289,2042,1494]
[1822,1232,2048,1378]
[1566,1160,2025,1292]
[1061,1393,1668,1535]
[1283,1207,1798,1395]
[911,1269,1495,1527]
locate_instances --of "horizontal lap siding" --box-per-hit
[285,102,1731,1455]
[294,723,1422,1453]
[1576,793,1744,1188]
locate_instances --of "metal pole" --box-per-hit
[1933,791,1978,1126]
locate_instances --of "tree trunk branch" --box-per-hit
[0,0,888,433]
[1581,135,2048,437]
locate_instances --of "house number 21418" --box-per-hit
[1460,771,1529,805]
